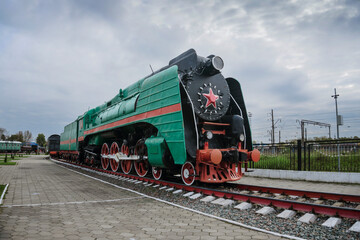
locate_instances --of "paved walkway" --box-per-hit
[0,155,283,240]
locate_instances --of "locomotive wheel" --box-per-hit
[120,144,132,174]
[151,167,163,180]
[101,143,110,170]
[109,142,120,172]
[134,140,149,177]
[181,162,196,186]
[134,160,149,177]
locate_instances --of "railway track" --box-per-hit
[53,157,360,220]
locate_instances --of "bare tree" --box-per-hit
[17,131,24,142]
[24,130,32,142]
[0,128,7,140]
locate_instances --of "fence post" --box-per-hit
[304,141,307,171]
[308,144,311,171]
[297,140,302,171]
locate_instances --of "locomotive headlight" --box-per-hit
[205,131,213,140]
[239,134,245,142]
[211,56,224,70]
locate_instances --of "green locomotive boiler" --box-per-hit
[59,49,260,185]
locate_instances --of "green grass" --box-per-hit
[251,151,360,172]
[0,161,17,165]
[0,156,18,165]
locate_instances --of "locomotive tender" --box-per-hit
[58,49,260,185]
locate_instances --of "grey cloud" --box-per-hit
[0,0,359,142]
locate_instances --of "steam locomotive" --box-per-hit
[57,49,260,185]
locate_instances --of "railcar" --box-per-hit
[0,141,21,153]
[58,49,260,185]
[48,134,60,157]
[21,142,38,154]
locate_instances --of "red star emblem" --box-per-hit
[203,88,219,108]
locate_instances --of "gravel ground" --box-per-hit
[56,161,360,240]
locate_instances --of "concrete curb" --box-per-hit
[0,183,9,205]
[242,168,360,184]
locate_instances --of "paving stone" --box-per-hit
[332,202,344,207]
[322,217,341,228]
[298,213,317,224]
[189,193,202,199]
[200,196,216,202]
[183,192,194,197]
[349,221,360,232]
[276,210,296,219]
[314,200,324,204]
[211,198,235,206]
[260,193,271,197]
[211,197,226,204]
[220,199,235,206]
[256,206,275,215]
[274,195,286,200]
[289,195,299,199]
[234,202,252,210]
[172,190,183,194]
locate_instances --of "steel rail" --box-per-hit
[226,183,360,203]
[54,159,360,220]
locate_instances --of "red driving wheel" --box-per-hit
[120,144,132,174]
[109,142,120,172]
[181,162,196,186]
[101,143,110,170]
[152,167,163,180]
[134,140,149,177]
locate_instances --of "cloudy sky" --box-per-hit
[0,0,359,143]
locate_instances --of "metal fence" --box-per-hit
[251,139,360,172]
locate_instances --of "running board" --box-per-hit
[101,153,148,162]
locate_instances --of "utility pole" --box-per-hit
[270,109,281,145]
[331,88,340,140]
[271,109,275,145]
[331,88,341,171]
[297,119,331,145]
[248,112,252,128]
[279,130,281,143]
